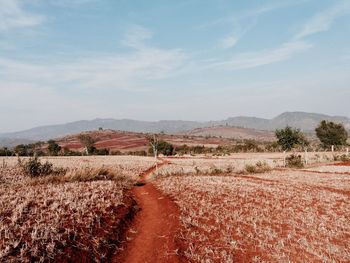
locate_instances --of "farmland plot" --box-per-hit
[155,165,350,262]
[159,152,335,175]
[0,156,155,262]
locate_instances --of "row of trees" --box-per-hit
[275,120,348,151]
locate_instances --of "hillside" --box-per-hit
[54,129,231,153]
[179,126,276,141]
[218,112,350,131]
[0,112,349,144]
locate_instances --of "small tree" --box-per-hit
[315,120,348,149]
[147,135,159,158]
[146,134,160,173]
[48,140,61,156]
[149,140,174,156]
[78,134,96,155]
[14,144,28,156]
[275,126,309,151]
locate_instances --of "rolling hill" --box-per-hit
[179,126,276,141]
[0,112,349,146]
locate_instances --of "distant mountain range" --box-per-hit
[0,112,349,147]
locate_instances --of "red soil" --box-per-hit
[60,192,137,263]
[179,126,275,141]
[333,161,350,166]
[274,167,350,175]
[114,160,182,263]
[53,130,236,153]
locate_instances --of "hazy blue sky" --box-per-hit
[0,0,350,132]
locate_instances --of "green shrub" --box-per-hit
[286,154,304,168]
[245,161,271,174]
[245,164,257,173]
[333,154,350,162]
[210,167,223,175]
[22,157,53,177]
[275,126,309,151]
[316,120,348,148]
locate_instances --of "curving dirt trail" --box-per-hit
[114,159,181,263]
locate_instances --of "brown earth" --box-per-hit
[114,159,182,263]
[179,126,276,141]
[58,192,138,263]
[48,126,277,154]
[53,129,234,153]
[334,161,350,166]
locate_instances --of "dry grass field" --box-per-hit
[1,153,349,262]
[159,152,336,175]
[0,156,156,262]
[155,155,350,262]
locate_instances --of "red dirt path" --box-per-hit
[114,160,182,263]
[333,161,350,166]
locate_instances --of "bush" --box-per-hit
[149,140,174,156]
[0,147,13,156]
[333,154,350,162]
[22,157,53,177]
[47,140,61,156]
[245,164,257,173]
[275,126,309,151]
[315,120,348,148]
[245,161,271,173]
[209,167,223,175]
[286,154,304,168]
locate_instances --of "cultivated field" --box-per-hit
[55,130,236,153]
[155,158,350,262]
[158,152,336,175]
[1,153,349,262]
[0,156,156,262]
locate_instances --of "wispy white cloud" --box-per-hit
[122,25,153,49]
[48,0,97,8]
[199,1,303,30]
[213,1,306,50]
[0,0,45,31]
[209,41,312,70]
[218,34,239,49]
[0,26,187,93]
[295,1,350,39]
[0,25,189,131]
[216,22,255,50]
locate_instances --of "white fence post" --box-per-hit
[331,145,334,153]
[283,151,286,167]
[304,149,308,165]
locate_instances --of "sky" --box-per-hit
[0,0,350,132]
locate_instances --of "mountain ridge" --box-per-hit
[1,112,349,145]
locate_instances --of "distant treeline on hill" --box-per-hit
[0,120,348,157]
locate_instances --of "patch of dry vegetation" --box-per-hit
[0,156,155,262]
[157,152,335,176]
[155,170,350,262]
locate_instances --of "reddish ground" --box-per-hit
[334,161,350,166]
[59,193,137,263]
[114,160,182,263]
[275,167,350,175]
[54,129,234,153]
[179,126,276,141]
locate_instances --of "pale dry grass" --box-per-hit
[304,165,350,173]
[155,168,350,262]
[158,152,336,176]
[252,170,350,193]
[0,156,155,262]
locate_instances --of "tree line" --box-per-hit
[0,120,348,157]
[275,120,348,152]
